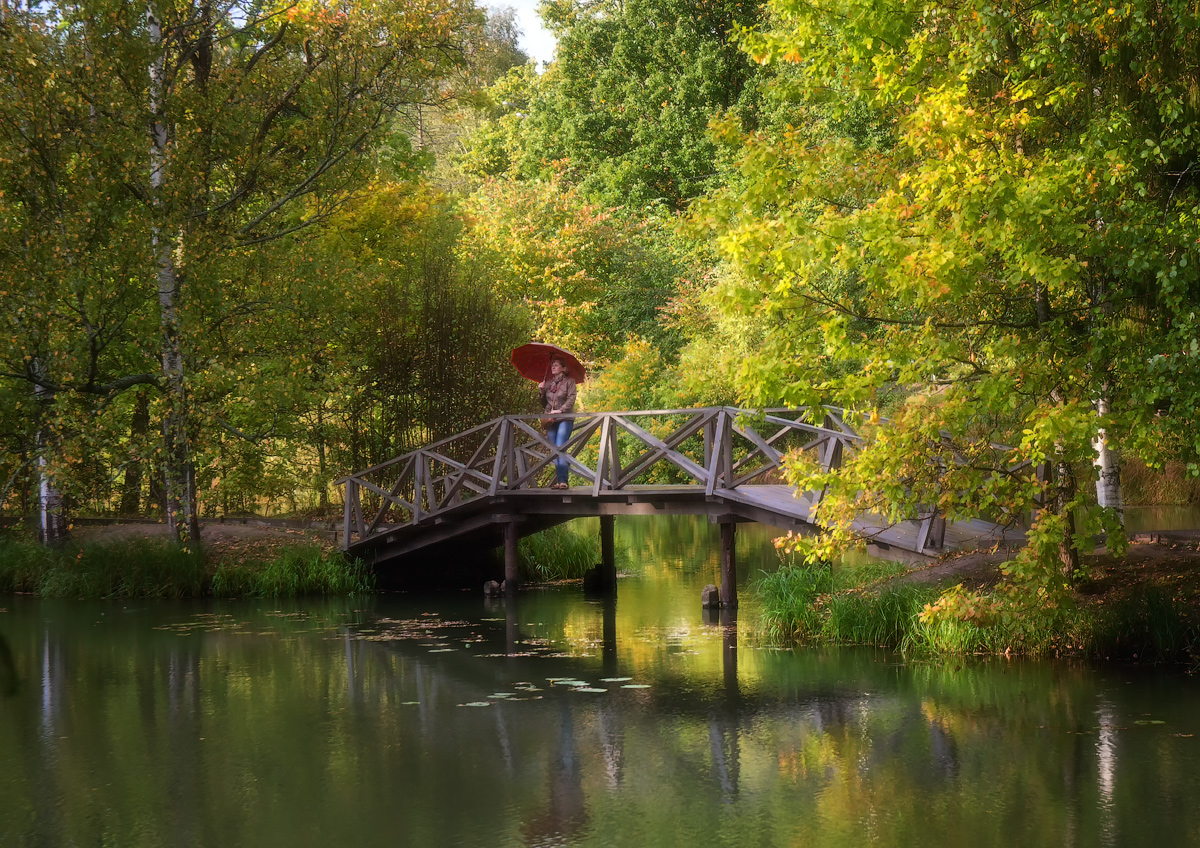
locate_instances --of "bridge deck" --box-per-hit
[346,483,1022,568]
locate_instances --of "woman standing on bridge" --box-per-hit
[539,357,577,489]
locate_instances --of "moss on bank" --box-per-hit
[0,536,372,598]
[757,547,1200,663]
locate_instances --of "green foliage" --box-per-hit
[0,536,369,598]
[518,522,605,581]
[463,0,765,209]
[758,554,1200,660]
[460,174,689,363]
[756,557,922,642]
[0,537,204,599]
[695,0,1200,582]
[210,546,373,598]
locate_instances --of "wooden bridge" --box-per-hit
[337,407,1020,603]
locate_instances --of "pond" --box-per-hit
[3,516,1200,847]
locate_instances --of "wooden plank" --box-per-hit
[729,421,783,472]
[366,456,417,535]
[706,411,728,496]
[612,412,710,487]
[489,419,511,496]
[592,415,612,497]
[430,425,499,507]
[355,476,414,513]
[422,453,438,516]
[609,410,712,486]
[351,483,365,539]
[509,417,602,488]
[412,458,424,524]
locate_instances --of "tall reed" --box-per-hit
[518,522,606,581]
[0,536,370,598]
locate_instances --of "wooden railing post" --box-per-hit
[342,480,355,550]
[593,414,612,497]
[916,508,946,553]
[719,410,733,489]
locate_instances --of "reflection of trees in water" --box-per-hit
[0,632,16,697]
[6,602,1200,847]
[616,516,780,578]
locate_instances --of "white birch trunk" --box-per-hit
[1092,397,1124,525]
[149,3,196,543]
[33,365,67,545]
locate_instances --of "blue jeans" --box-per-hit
[548,419,573,484]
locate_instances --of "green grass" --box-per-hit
[210,544,373,597]
[0,536,371,598]
[518,522,609,581]
[757,557,1200,662]
[756,560,939,646]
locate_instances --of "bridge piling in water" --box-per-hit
[720,521,737,609]
[600,516,616,592]
[504,522,519,594]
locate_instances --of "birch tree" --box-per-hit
[0,0,480,540]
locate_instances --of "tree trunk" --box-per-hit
[119,391,149,515]
[33,368,68,545]
[316,403,329,510]
[1055,454,1080,579]
[1092,396,1124,524]
[149,3,198,544]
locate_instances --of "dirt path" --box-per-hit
[885,534,1200,598]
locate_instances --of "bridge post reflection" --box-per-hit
[602,596,618,678]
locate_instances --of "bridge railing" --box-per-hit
[336,407,864,549]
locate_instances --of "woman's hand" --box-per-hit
[550,408,561,414]
[538,381,545,389]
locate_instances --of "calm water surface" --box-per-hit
[3,517,1200,847]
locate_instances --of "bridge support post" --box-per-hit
[720,521,737,609]
[504,522,519,594]
[600,515,616,593]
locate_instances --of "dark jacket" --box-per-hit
[539,374,577,419]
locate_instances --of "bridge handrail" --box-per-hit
[336,406,873,547]
[333,406,860,486]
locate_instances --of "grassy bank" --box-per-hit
[757,547,1200,663]
[0,536,372,598]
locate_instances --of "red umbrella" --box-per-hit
[510,342,586,384]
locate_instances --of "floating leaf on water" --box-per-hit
[600,677,632,682]
[489,693,515,699]
[1173,733,1194,737]
[1135,720,1166,725]
[401,701,419,705]
[481,618,504,622]
[574,687,607,693]
[621,684,651,689]
[459,702,491,707]
[428,649,457,653]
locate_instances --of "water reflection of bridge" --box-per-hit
[341,595,972,836]
[9,599,1141,846]
[338,408,1022,603]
